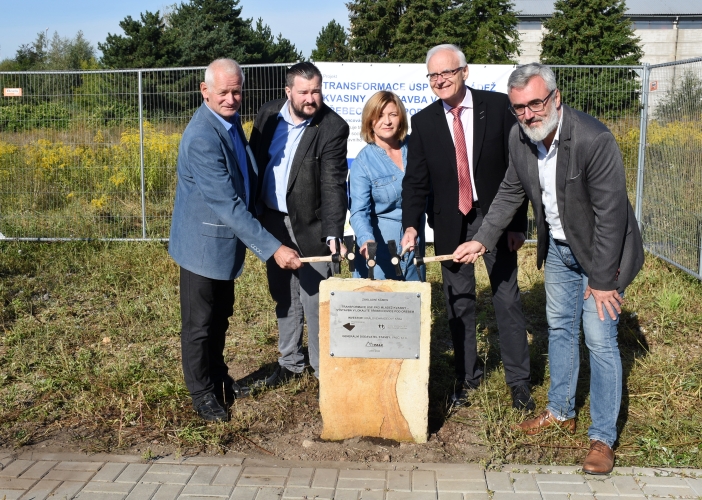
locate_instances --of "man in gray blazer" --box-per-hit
[455,63,644,474]
[250,62,349,387]
[169,59,301,422]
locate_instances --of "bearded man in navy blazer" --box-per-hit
[169,59,301,422]
[401,44,533,410]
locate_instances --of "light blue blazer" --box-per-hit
[169,103,281,281]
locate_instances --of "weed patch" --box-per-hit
[0,242,700,466]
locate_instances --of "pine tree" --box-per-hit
[346,0,520,63]
[99,11,177,69]
[169,0,252,67]
[541,0,641,66]
[346,0,405,62]
[442,0,520,64]
[540,0,643,117]
[13,32,49,70]
[311,20,350,62]
[389,0,447,62]
[246,18,303,64]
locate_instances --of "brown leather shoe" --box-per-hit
[516,409,576,436]
[582,440,614,475]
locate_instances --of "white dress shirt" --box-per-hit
[532,115,566,241]
[442,87,478,201]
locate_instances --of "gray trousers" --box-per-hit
[260,209,331,375]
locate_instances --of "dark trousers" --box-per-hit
[441,207,530,388]
[179,266,235,407]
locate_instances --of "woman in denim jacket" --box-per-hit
[349,91,425,280]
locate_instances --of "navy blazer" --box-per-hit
[169,103,281,281]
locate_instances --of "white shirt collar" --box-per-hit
[441,86,473,114]
[279,100,311,127]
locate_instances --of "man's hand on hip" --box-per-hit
[507,231,526,252]
[584,286,623,321]
[453,241,486,264]
[401,227,418,251]
[273,245,302,270]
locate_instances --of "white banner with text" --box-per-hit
[315,62,516,243]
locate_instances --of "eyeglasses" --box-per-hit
[426,66,465,82]
[509,89,556,116]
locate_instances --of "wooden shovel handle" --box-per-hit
[299,255,333,263]
[424,254,455,263]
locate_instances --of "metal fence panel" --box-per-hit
[2,61,702,281]
[640,57,702,279]
[0,65,288,240]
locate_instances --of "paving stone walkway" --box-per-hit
[1,451,700,500]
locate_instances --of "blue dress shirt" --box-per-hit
[261,102,310,213]
[206,106,250,207]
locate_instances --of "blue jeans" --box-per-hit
[544,235,623,448]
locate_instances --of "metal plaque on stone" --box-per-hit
[329,291,421,359]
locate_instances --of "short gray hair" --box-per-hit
[426,44,467,67]
[507,63,556,92]
[204,58,244,86]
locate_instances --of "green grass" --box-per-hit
[0,241,700,466]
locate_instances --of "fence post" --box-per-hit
[634,63,650,232]
[138,70,147,239]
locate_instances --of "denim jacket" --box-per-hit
[349,140,425,280]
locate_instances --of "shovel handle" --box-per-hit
[414,254,455,265]
[299,256,332,263]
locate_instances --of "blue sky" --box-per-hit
[0,0,350,62]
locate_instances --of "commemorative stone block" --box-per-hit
[319,277,431,443]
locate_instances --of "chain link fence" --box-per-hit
[1,60,701,280]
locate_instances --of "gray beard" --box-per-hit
[519,104,559,143]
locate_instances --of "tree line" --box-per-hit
[1,0,643,71]
[0,0,301,71]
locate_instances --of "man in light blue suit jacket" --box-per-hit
[169,59,301,422]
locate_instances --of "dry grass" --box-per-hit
[0,241,700,466]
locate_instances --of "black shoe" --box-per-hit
[195,393,228,422]
[253,365,302,389]
[450,382,477,408]
[219,381,251,408]
[511,384,536,411]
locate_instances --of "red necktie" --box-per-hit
[450,106,473,215]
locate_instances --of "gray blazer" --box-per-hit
[474,104,644,292]
[169,103,281,281]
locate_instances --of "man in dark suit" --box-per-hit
[456,63,645,474]
[401,44,533,410]
[169,58,301,422]
[250,62,349,386]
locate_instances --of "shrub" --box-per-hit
[0,102,71,132]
